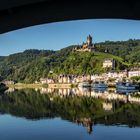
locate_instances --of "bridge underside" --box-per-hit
[1,0,140,34]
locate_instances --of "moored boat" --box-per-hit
[116,89,139,95]
[91,81,108,89]
[116,82,138,90]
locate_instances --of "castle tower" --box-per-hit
[76,34,95,52]
[87,35,92,46]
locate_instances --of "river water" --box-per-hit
[0,87,140,140]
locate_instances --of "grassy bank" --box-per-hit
[7,83,48,89]
[7,83,78,89]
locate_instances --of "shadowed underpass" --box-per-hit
[1,0,140,33]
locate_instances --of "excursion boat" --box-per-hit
[91,81,108,89]
[116,82,138,90]
[78,82,91,88]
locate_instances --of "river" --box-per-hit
[0,88,140,140]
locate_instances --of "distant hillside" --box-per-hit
[1,39,140,83]
[0,49,55,82]
[0,45,130,83]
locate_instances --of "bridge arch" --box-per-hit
[1,0,140,33]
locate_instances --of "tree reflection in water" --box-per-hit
[1,88,140,134]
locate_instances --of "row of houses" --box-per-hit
[40,70,140,84]
[40,75,91,84]
[92,70,140,81]
[3,70,140,85]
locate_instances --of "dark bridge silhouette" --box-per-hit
[1,0,140,34]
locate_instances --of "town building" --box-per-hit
[128,70,140,77]
[58,75,72,83]
[91,74,107,81]
[103,58,115,69]
[107,71,128,79]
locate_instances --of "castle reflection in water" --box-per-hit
[4,87,140,134]
[39,87,140,133]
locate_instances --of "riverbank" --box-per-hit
[6,83,78,89]
[48,83,78,88]
[7,83,48,89]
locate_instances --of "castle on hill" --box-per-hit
[74,35,96,52]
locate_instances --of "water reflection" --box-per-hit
[75,118,93,134]
[1,87,140,134]
[37,87,140,104]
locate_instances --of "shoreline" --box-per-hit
[7,83,48,89]
[6,83,78,89]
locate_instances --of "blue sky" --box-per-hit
[0,19,140,56]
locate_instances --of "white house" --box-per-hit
[103,58,115,69]
[128,70,140,77]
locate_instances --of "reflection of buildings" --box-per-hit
[78,87,91,97]
[40,78,55,84]
[102,102,113,111]
[40,87,140,104]
[5,87,140,133]
[5,88,16,93]
[128,95,140,103]
[1,86,131,110]
[40,88,75,97]
[40,88,55,94]
[6,87,138,105]
[90,90,128,103]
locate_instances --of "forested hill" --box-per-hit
[95,39,140,63]
[0,39,140,83]
[0,46,77,83]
